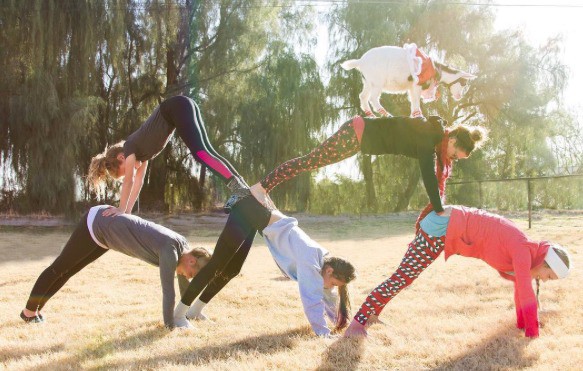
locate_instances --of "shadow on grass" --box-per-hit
[30,322,168,371]
[90,327,309,369]
[0,343,65,364]
[316,336,365,371]
[431,322,543,370]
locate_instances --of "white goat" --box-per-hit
[341,43,476,118]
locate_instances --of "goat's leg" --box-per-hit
[369,87,391,117]
[359,86,375,118]
[409,87,424,118]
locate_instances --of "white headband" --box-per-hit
[545,247,569,279]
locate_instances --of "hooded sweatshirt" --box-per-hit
[443,206,549,337]
[262,216,337,336]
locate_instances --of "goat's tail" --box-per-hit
[340,59,360,71]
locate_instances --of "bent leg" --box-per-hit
[354,232,445,326]
[369,86,390,117]
[359,84,374,118]
[25,215,107,312]
[198,230,256,304]
[180,196,270,305]
[180,214,252,305]
[160,96,240,183]
[260,120,360,192]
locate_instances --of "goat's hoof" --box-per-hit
[378,109,392,117]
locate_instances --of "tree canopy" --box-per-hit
[0,0,579,215]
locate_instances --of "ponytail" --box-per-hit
[335,284,351,331]
[323,256,357,332]
[87,141,125,194]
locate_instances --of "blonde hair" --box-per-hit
[87,141,125,193]
[185,246,212,270]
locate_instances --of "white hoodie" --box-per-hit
[262,216,338,336]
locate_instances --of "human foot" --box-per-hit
[250,183,275,209]
[20,310,43,323]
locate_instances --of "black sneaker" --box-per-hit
[20,310,43,323]
[223,188,252,214]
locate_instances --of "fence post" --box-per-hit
[478,181,483,208]
[527,179,532,229]
[169,183,174,214]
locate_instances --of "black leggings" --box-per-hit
[25,213,108,312]
[197,231,256,303]
[181,196,271,305]
[160,95,242,183]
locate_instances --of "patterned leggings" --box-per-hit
[354,231,445,326]
[260,119,360,192]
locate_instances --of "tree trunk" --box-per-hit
[393,166,420,212]
[361,155,377,211]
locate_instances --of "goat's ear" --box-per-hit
[461,72,477,80]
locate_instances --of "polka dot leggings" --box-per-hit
[260,119,360,192]
[354,231,445,326]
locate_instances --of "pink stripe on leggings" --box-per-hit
[196,150,234,179]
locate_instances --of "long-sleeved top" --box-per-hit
[360,116,446,212]
[262,216,337,336]
[87,205,190,327]
[444,206,549,337]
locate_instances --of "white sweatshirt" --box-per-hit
[262,216,338,336]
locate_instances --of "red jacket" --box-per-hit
[444,206,550,337]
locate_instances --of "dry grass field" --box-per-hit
[1,210,582,370]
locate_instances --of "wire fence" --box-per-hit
[447,174,583,228]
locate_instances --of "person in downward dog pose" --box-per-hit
[344,206,571,338]
[87,95,248,215]
[21,205,211,328]
[251,115,487,215]
[173,195,356,337]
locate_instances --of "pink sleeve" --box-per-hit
[514,285,525,329]
[511,247,539,337]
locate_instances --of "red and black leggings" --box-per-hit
[260,117,363,192]
[354,231,445,326]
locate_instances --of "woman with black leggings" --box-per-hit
[174,196,272,324]
[87,95,248,215]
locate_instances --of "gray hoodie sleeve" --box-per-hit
[159,247,179,327]
[297,261,330,336]
[177,274,190,297]
[322,287,338,323]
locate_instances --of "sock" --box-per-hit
[173,302,194,329]
[186,299,208,320]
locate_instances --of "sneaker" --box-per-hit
[223,187,252,214]
[20,310,43,323]
[226,177,248,192]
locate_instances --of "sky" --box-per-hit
[314,0,583,181]
[493,0,583,110]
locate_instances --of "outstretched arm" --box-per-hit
[125,160,148,214]
[102,153,140,216]
[297,261,331,337]
[511,248,539,338]
[418,150,444,213]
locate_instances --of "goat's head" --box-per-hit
[435,62,477,101]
